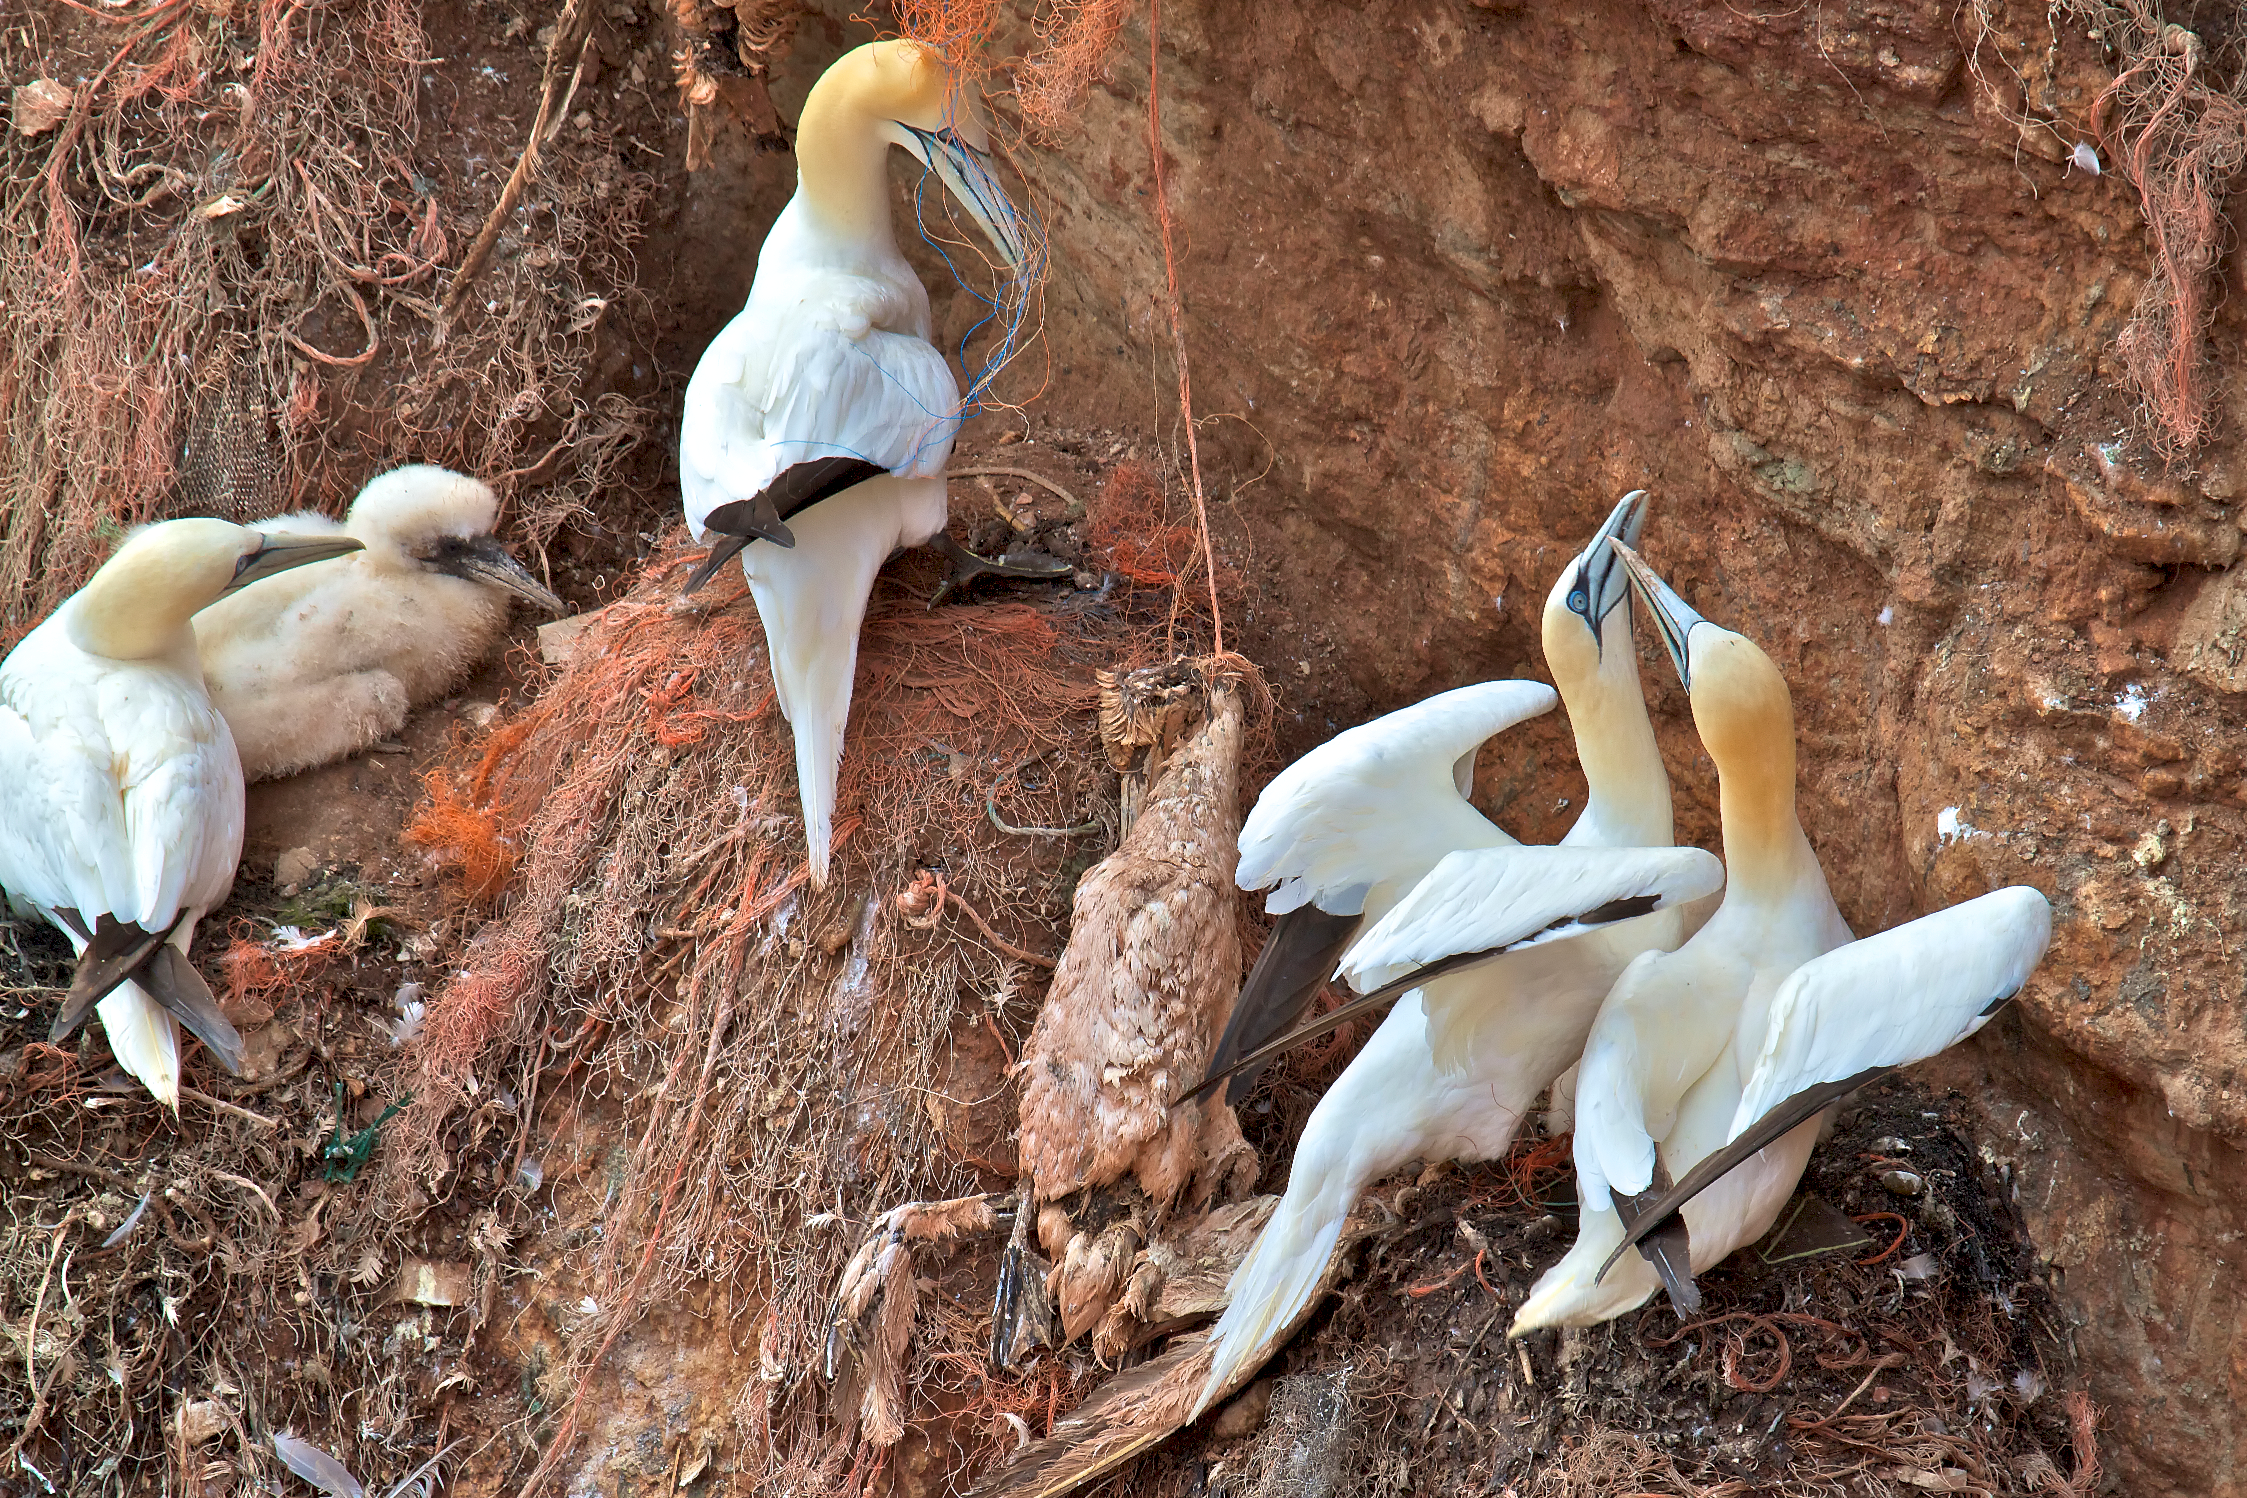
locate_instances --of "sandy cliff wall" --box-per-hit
[956,3,2247,1492]
[696,0,2246,1488]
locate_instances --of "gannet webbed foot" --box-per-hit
[927,533,1073,609]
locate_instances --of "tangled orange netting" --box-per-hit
[392,460,1241,1492]
[2075,0,2247,459]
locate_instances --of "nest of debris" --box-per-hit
[0,0,662,1487]
[1094,1078,2100,1498]
[389,444,1245,1493]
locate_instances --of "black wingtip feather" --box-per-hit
[1202,906,1361,1107]
[52,914,178,1040]
[144,945,246,1075]
[1595,1063,1897,1285]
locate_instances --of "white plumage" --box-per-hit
[1512,544,2052,1331]
[1235,678,1556,920]
[679,38,1047,889]
[1732,888,2049,1133]
[0,519,362,1103]
[1191,493,1716,1416]
[193,464,563,780]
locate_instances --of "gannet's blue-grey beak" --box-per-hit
[1564,491,1649,645]
[220,533,365,598]
[1610,538,1705,689]
[901,124,1030,273]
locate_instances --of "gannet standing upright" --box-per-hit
[0,520,364,1103]
[194,464,565,780]
[678,39,1063,888]
[1187,494,1725,1416]
[1511,544,2052,1330]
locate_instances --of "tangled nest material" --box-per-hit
[0,0,659,1484]
[0,0,656,652]
[393,452,1237,1493]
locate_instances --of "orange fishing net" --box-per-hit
[393,510,1227,1494]
[2078,0,2247,459]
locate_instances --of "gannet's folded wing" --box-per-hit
[1596,886,2051,1278]
[0,668,131,928]
[1338,845,1725,992]
[1183,847,1720,1106]
[681,292,961,534]
[1235,680,1555,915]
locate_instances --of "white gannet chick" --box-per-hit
[1513,544,2051,1331]
[677,38,1066,889]
[1187,493,1724,1418]
[0,519,364,1104]
[193,464,564,781]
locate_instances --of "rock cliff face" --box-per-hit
[962,4,2246,1491]
[752,2,2244,1489]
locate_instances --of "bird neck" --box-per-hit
[1548,597,1671,847]
[1563,650,1671,848]
[66,555,202,664]
[1710,720,1824,908]
[793,91,901,256]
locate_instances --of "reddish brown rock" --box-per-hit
[872,2,2247,1491]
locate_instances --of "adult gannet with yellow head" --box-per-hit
[194,464,565,781]
[1184,494,1726,1417]
[1510,543,2051,1330]
[0,519,363,1104]
[678,38,1064,888]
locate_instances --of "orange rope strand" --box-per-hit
[1146,0,1223,657]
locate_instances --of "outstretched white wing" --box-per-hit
[1339,844,1724,991]
[1236,680,1556,915]
[1730,886,2051,1138]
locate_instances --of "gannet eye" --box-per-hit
[1568,588,1590,614]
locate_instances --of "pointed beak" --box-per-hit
[440,537,567,614]
[902,124,1031,273]
[1610,539,1705,689]
[221,532,365,596]
[1583,489,1650,623]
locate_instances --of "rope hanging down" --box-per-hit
[1146,0,1224,658]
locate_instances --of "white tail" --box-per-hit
[1189,1187,1349,1419]
[744,488,908,892]
[788,699,845,889]
[98,983,181,1109]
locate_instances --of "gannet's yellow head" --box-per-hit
[798,39,1028,270]
[1541,490,1648,697]
[69,518,364,661]
[1611,540,1795,808]
[347,465,565,613]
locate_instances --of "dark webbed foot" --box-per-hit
[927,532,1074,609]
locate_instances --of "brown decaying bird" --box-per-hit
[1015,676,1257,1216]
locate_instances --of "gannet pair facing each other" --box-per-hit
[0,521,363,1104]
[679,39,1067,889]
[1187,493,1726,1415]
[1509,544,2051,1329]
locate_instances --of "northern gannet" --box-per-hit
[193,464,565,780]
[677,38,1065,888]
[0,519,364,1103]
[1511,543,2052,1330]
[1186,494,1724,1416]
